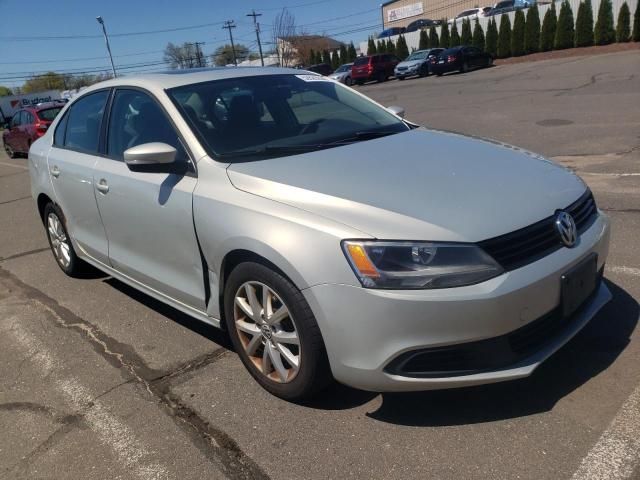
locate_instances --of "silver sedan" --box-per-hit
[29,68,610,400]
[328,63,353,86]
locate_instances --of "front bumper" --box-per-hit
[303,213,611,392]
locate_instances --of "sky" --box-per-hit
[0,0,383,89]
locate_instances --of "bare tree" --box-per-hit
[163,42,200,69]
[272,8,297,67]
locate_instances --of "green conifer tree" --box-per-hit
[594,0,616,44]
[498,14,513,57]
[615,1,631,42]
[525,4,541,53]
[540,2,558,51]
[473,18,486,50]
[486,17,499,56]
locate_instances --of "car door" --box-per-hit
[23,111,36,150]
[5,112,22,152]
[93,88,206,310]
[47,91,110,263]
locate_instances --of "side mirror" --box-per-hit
[124,142,186,174]
[386,105,405,118]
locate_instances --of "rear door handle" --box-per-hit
[50,165,60,178]
[96,179,109,194]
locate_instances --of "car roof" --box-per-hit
[75,67,310,96]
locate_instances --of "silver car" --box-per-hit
[328,63,353,86]
[29,68,611,400]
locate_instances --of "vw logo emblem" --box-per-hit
[555,211,577,248]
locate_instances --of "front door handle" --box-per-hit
[96,179,109,194]
[50,165,60,178]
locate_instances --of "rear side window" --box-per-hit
[64,91,109,154]
[37,107,62,121]
[54,112,69,146]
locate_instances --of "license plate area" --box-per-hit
[561,253,598,317]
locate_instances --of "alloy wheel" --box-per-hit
[233,281,301,383]
[47,212,71,268]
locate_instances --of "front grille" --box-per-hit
[384,269,603,378]
[478,190,598,271]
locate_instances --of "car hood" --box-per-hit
[226,129,586,242]
[397,60,423,69]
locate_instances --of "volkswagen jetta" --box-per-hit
[28,68,611,400]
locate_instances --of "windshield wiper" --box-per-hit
[217,144,330,159]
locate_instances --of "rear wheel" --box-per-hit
[398,76,405,81]
[43,203,90,277]
[460,61,469,73]
[224,262,332,401]
[345,76,352,86]
[487,57,494,67]
[376,71,386,83]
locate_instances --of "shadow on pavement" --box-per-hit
[103,277,233,350]
[366,280,637,426]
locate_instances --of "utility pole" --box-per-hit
[222,20,238,66]
[246,10,264,66]
[96,16,117,77]
[186,41,206,67]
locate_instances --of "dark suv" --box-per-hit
[351,54,401,85]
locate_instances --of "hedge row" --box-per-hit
[368,0,638,60]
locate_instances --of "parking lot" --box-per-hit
[1,50,639,480]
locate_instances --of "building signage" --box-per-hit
[387,2,424,22]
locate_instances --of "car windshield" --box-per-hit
[334,64,351,73]
[168,74,408,161]
[37,107,62,121]
[353,57,369,66]
[406,51,428,61]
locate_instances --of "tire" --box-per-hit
[376,71,385,83]
[436,72,443,77]
[4,143,16,159]
[43,203,90,277]
[356,80,364,86]
[487,57,494,67]
[460,62,469,73]
[418,66,427,77]
[345,76,352,86]
[398,76,405,81]
[224,262,333,401]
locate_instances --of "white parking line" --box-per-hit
[7,314,170,480]
[607,265,640,277]
[582,172,640,177]
[571,383,640,480]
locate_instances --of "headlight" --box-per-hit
[342,241,503,289]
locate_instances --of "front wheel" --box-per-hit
[4,142,16,158]
[224,262,332,401]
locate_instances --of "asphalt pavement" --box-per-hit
[1,50,639,480]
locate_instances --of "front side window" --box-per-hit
[168,74,409,161]
[64,91,109,153]
[107,89,187,161]
[10,112,22,128]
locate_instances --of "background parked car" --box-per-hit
[430,46,493,76]
[329,63,354,85]
[306,63,333,76]
[448,7,490,24]
[352,54,401,85]
[395,48,444,80]
[488,0,535,16]
[377,27,405,39]
[405,19,438,32]
[3,103,63,158]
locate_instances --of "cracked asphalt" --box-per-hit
[1,50,639,480]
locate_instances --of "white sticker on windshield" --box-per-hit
[295,74,332,82]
